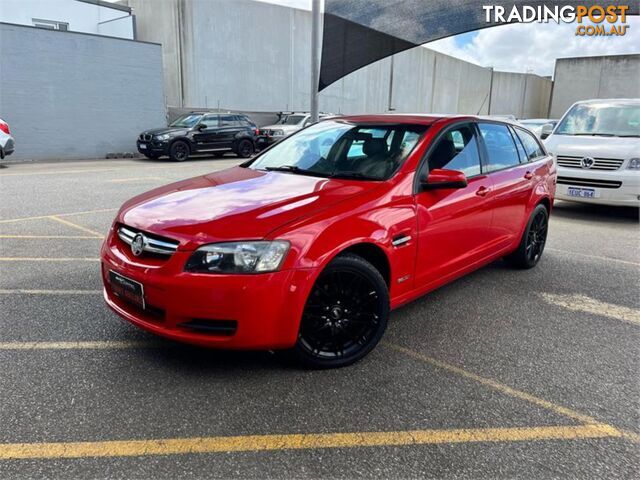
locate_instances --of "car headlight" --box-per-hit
[155,134,171,141]
[185,241,290,274]
[627,158,640,170]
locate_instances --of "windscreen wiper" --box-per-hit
[328,171,380,181]
[572,133,615,137]
[264,165,327,177]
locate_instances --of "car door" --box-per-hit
[476,122,535,249]
[413,123,495,288]
[217,115,243,148]
[191,114,220,150]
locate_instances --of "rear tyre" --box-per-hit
[293,253,389,369]
[505,204,549,269]
[169,140,190,162]
[235,139,254,158]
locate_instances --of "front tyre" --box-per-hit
[505,204,549,269]
[293,253,389,369]
[169,140,190,162]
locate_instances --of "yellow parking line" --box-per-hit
[48,216,104,238]
[0,208,117,224]
[0,167,120,177]
[108,177,167,183]
[383,342,600,425]
[0,235,102,239]
[0,289,102,295]
[539,293,640,326]
[0,257,100,262]
[0,340,155,350]
[0,424,620,460]
[546,248,640,267]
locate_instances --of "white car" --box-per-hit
[520,119,558,138]
[544,99,639,207]
[258,112,332,149]
[0,118,14,159]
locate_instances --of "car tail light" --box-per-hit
[254,128,260,136]
[0,121,9,135]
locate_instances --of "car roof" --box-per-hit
[326,113,524,126]
[571,98,640,105]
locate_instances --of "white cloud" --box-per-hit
[428,18,640,77]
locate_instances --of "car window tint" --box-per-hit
[201,115,219,128]
[510,126,528,163]
[478,123,520,172]
[220,115,239,127]
[515,127,545,161]
[428,125,481,177]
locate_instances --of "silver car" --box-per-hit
[0,118,14,159]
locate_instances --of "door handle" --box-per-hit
[524,171,533,180]
[475,186,491,197]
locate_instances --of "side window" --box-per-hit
[427,124,481,177]
[201,115,219,128]
[515,127,545,161]
[510,126,528,163]
[220,115,238,127]
[478,123,520,172]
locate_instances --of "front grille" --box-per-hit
[557,176,622,189]
[556,155,624,171]
[139,133,153,142]
[118,225,179,256]
[178,319,237,336]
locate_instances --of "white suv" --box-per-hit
[544,99,639,207]
[0,118,14,159]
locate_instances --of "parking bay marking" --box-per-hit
[48,216,105,238]
[539,293,640,326]
[0,235,103,239]
[0,208,117,225]
[0,424,621,460]
[546,248,640,267]
[0,340,157,350]
[0,257,100,262]
[0,289,102,295]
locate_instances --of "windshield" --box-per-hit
[556,103,640,137]
[170,114,203,128]
[278,115,306,125]
[249,121,426,180]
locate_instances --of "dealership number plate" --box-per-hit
[109,271,145,309]
[139,143,147,149]
[567,187,598,198]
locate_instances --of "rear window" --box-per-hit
[478,123,520,172]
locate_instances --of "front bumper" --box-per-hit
[137,140,168,156]
[2,137,14,156]
[101,230,317,349]
[555,168,640,207]
[256,135,284,149]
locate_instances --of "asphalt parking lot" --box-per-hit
[0,157,638,479]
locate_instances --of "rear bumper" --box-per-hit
[101,233,317,350]
[555,168,640,207]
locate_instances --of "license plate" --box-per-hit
[567,187,598,198]
[109,271,145,309]
[139,143,147,149]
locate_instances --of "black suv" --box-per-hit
[137,112,258,161]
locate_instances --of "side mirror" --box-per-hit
[420,168,468,190]
[196,123,208,131]
[540,123,554,139]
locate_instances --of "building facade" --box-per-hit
[0,0,135,39]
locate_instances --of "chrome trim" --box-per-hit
[118,226,179,256]
[557,155,623,171]
[392,235,411,247]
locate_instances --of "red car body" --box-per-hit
[101,115,555,353]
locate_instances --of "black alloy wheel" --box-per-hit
[236,139,254,158]
[294,254,389,368]
[169,140,190,162]
[505,204,549,269]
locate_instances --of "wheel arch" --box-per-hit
[338,242,391,288]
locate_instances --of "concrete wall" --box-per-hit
[0,0,134,39]
[128,0,551,119]
[0,23,165,160]
[550,54,640,118]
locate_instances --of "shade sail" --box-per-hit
[319,0,638,90]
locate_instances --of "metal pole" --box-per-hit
[310,0,321,122]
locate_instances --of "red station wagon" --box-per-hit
[101,115,556,368]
